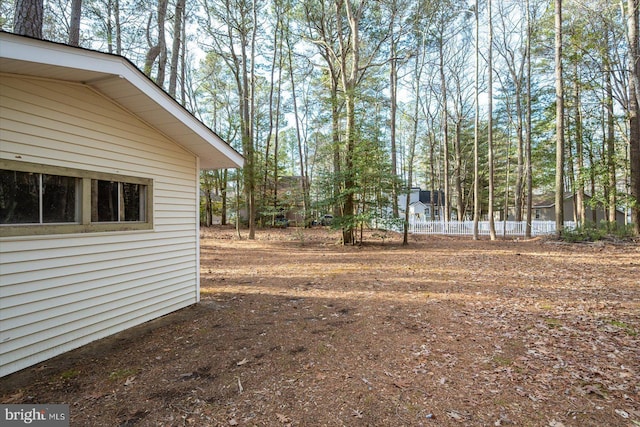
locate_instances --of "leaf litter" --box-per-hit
[1,226,638,426]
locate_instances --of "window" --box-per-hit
[535,209,541,219]
[0,170,79,224]
[1,160,152,236]
[91,180,146,222]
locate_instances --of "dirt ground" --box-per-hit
[1,226,639,427]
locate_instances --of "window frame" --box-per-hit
[91,180,148,223]
[1,159,153,237]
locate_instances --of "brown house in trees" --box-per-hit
[531,193,626,225]
[272,176,308,226]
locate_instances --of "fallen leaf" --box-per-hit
[228,418,238,426]
[352,409,363,418]
[615,409,629,418]
[85,391,106,400]
[237,358,249,366]
[276,413,291,423]
[447,410,463,421]
[124,376,136,386]
[393,379,411,389]
[581,385,606,398]
[2,391,24,404]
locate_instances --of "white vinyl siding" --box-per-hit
[0,75,200,376]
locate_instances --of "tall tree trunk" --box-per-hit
[567,123,576,222]
[106,0,122,55]
[438,38,450,223]
[221,170,228,225]
[554,0,565,236]
[144,0,169,83]
[235,172,241,238]
[628,0,640,235]
[261,16,282,208]
[488,0,496,240]
[404,84,420,246]
[504,129,512,233]
[589,146,598,223]
[514,106,525,222]
[330,70,341,221]
[273,91,281,220]
[525,0,533,237]
[201,0,255,237]
[473,0,480,239]
[302,1,342,223]
[390,8,399,218]
[404,29,425,244]
[156,0,168,87]
[180,10,187,105]
[114,0,121,55]
[106,0,114,53]
[13,0,43,38]
[169,0,186,98]
[429,130,436,220]
[575,66,586,226]
[205,189,213,226]
[336,0,363,245]
[495,2,527,225]
[271,34,284,223]
[286,27,310,226]
[514,98,525,222]
[605,48,617,225]
[68,0,82,46]
[454,117,464,220]
[248,0,258,238]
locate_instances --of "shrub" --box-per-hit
[560,221,636,242]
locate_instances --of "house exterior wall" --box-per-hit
[399,190,440,220]
[397,192,415,211]
[534,198,626,225]
[0,75,200,376]
[409,202,432,220]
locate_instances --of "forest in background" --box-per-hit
[4,0,640,243]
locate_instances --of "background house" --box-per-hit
[397,188,445,220]
[274,176,307,226]
[233,176,308,227]
[0,33,243,377]
[531,193,626,225]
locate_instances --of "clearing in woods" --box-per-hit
[1,226,639,426]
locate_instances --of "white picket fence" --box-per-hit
[378,219,576,237]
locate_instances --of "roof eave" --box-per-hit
[0,32,244,170]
